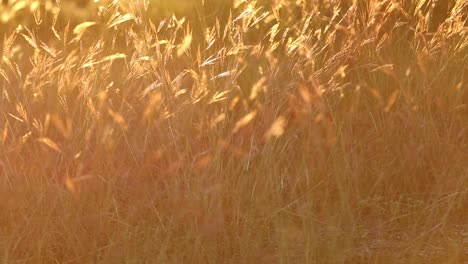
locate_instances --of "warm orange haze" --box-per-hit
[0,0,467,263]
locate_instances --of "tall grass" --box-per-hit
[0,0,467,262]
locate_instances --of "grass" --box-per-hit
[0,0,467,263]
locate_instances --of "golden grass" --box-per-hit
[0,0,467,263]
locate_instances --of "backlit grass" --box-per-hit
[0,0,467,263]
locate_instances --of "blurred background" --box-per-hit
[0,0,235,23]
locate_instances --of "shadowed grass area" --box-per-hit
[0,0,467,263]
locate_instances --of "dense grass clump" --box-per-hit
[0,0,467,263]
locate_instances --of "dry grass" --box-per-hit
[0,0,467,263]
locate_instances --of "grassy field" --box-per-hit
[0,0,467,263]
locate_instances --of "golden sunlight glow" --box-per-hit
[0,0,466,262]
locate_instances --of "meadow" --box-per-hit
[0,0,467,263]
